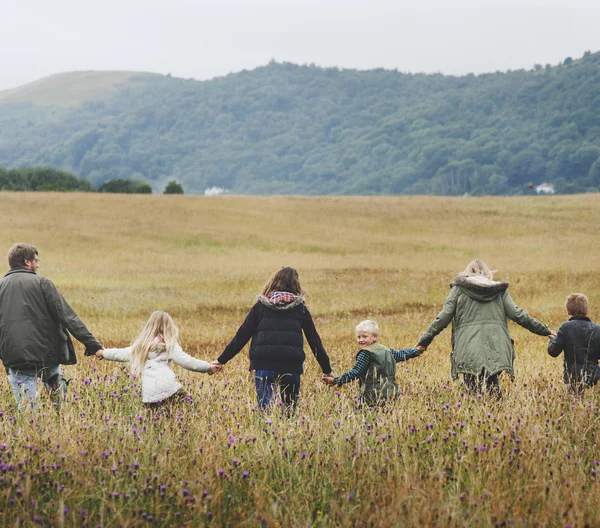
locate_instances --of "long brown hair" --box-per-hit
[261,267,303,296]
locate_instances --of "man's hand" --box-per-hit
[416,345,427,353]
[95,349,105,360]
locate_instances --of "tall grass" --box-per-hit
[0,192,598,526]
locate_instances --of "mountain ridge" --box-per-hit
[1,53,599,195]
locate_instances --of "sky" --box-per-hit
[2,0,600,91]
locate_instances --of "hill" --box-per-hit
[1,53,600,195]
[0,71,162,107]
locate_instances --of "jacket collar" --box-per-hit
[257,294,305,311]
[3,267,36,278]
[569,315,591,322]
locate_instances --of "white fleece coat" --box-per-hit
[102,342,210,403]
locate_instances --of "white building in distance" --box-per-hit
[535,182,555,194]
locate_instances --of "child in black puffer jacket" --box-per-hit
[215,267,332,411]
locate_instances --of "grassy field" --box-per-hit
[0,192,599,527]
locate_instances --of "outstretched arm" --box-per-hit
[41,278,103,355]
[417,287,458,347]
[101,347,133,362]
[391,347,422,362]
[301,306,332,375]
[170,343,211,373]
[547,324,566,358]
[328,350,370,386]
[503,292,552,336]
[217,303,261,365]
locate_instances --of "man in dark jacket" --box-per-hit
[548,293,600,395]
[0,243,103,410]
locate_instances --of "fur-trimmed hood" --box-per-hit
[256,294,305,311]
[147,341,168,360]
[451,273,509,302]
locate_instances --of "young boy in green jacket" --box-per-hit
[322,320,424,406]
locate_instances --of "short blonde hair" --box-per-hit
[565,293,588,316]
[356,320,378,334]
[463,259,496,280]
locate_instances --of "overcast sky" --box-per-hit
[2,0,600,91]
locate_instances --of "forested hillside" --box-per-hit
[1,52,599,195]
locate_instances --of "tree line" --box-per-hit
[1,51,600,195]
[0,167,184,194]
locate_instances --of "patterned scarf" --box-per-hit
[268,291,299,305]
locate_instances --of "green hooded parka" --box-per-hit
[418,273,551,380]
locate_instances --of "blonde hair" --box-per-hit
[463,259,496,280]
[356,320,378,335]
[261,267,303,296]
[565,293,588,316]
[130,311,179,376]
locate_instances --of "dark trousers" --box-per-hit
[463,371,501,397]
[254,370,301,411]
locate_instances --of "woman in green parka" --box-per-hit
[417,260,556,396]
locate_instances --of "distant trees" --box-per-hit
[0,167,158,194]
[0,166,93,191]
[98,179,152,194]
[2,52,600,195]
[163,180,184,194]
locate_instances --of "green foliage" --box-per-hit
[163,180,184,194]
[98,178,152,194]
[0,166,93,191]
[2,52,600,195]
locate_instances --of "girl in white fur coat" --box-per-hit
[96,311,219,408]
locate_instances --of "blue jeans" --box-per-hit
[8,365,67,411]
[254,370,301,411]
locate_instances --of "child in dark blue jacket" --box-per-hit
[548,293,600,395]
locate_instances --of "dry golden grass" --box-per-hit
[0,191,599,526]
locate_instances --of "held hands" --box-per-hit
[208,360,223,376]
[321,374,335,386]
[95,348,105,360]
[416,345,427,354]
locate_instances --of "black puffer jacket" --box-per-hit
[0,268,102,369]
[548,316,600,385]
[218,295,332,374]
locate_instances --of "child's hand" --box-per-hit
[321,375,335,386]
[95,349,104,360]
[548,331,557,339]
[208,361,222,376]
[416,345,427,354]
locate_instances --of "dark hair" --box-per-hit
[261,267,303,296]
[7,243,38,269]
